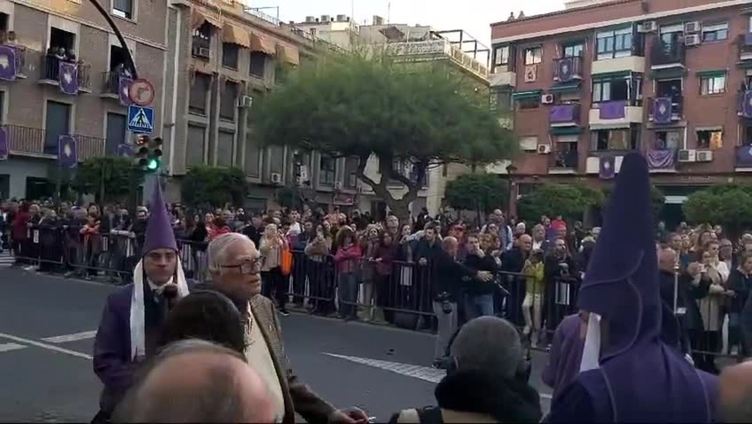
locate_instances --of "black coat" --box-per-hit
[430,248,477,302]
[463,253,498,296]
[659,269,710,334]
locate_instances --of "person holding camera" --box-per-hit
[543,238,578,342]
[462,234,500,320]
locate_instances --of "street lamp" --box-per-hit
[506,163,518,219]
[88,0,138,78]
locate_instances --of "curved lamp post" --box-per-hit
[506,163,518,219]
[88,0,138,78]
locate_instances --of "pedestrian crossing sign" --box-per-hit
[127,105,154,134]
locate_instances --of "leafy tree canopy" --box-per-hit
[254,52,515,221]
[683,185,752,235]
[181,166,248,209]
[517,183,604,223]
[72,157,143,203]
[444,173,507,214]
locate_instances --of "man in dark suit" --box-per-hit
[202,232,368,424]
[92,185,191,423]
[501,234,532,325]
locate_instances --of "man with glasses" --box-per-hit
[200,232,369,424]
[92,184,190,424]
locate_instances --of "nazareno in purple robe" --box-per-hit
[548,153,718,423]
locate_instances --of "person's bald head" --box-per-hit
[114,340,275,423]
[658,247,677,273]
[450,316,522,379]
[518,234,532,252]
[720,361,752,423]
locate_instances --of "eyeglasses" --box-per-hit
[221,259,261,274]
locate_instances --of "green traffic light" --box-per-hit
[147,159,160,171]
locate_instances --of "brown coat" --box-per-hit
[249,294,336,424]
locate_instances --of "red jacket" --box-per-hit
[11,211,30,240]
[334,244,362,274]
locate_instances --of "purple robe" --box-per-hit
[549,154,718,423]
[542,314,584,402]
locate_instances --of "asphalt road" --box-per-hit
[0,266,552,422]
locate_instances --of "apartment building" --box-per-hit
[489,0,752,220]
[0,0,168,199]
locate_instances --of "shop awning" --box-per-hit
[277,43,300,66]
[250,32,277,55]
[696,69,727,78]
[191,10,221,30]
[550,126,582,135]
[550,82,581,93]
[511,89,542,100]
[222,23,251,48]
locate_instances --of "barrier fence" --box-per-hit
[3,225,748,364]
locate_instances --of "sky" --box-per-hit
[253,0,565,50]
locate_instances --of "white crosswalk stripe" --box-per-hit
[0,251,13,268]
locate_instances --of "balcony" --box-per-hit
[101,71,132,103]
[489,69,516,88]
[38,55,91,93]
[650,40,685,69]
[191,38,211,60]
[553,56,583,83]
[646,148,677,172]
[589,100,643,128]
[738,90,752,119]
[648,96,683,124]
[738,34,752,62]
[549,104,580,127]
[736,145,752,169]
[3,124,104,160]
[549,149,578,173]
[384,39,489,81]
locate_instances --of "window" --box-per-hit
[0,13,8,32]
[592,78,629,103]
[518,97,540,110]
[553,139,578,168]
[112,0,134,20]
[519,136,539,152]
[189,73,211,115]
[492,90,512,111]
[344,157,359,189]
[524,46,542,65]
[222,43,239,69]
[696,129,722,149]
[590,128,635,151]
[702,23,728,42]
[700,74,725,95]
[596,27,633,60]
[319,155,336,186]
[0,91,4,124]
[44,101,71,155]
[217,130,234,167]
[250,52,267,78]
[192,23,211,59]
[186,125,206,166]
[494,45,510,66]
[656,78,682,99]
[219,81,237,121]
[655,130,682,150]
[563,42,584,58]
[105,112,126,156]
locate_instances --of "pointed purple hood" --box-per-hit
[142,181,177,255]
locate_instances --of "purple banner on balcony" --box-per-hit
[0,45,17,81]
[737,145,752,167]
[745,33,752,46]
[742,90,752,119]
[550,104,575,123]
[58,62,78,95]
[653,97,673,124]
[58,135,77,168]
[647,149,675,169]
[599,155,615,179]
[117,143,134,158]
[0,127,7,160]
[558,57,574,82]
[599,101,626,120]
[119,76,133,106]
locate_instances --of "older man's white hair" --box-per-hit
[207,233,255,275]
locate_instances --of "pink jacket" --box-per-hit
[334,244,362,274]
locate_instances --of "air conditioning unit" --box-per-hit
[696,150,713,162]
[677,149,697,163]
[270,173,282,184]
[541,94,555,104]
[537,144,551,154]
[639,21,658,33]
[684,21,701,33]
[238,95,253,108]
[685,34,701,47]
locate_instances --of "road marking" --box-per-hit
[0,342,27,353]
[324,352,553,400]
[42,330,97,344]
[0,332,92,360]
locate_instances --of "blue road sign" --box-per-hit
[127,105,154,134]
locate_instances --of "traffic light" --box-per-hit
[134,135,163,173]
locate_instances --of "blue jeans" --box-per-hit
[465,294,495,320]
[338,272,358,318]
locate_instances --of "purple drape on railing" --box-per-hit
[653,97,673,124]
[599,101,626,119]
[0,45,17,81]
[550,104,576,123]
[558,57,574,82]
[742,90,752,119]
[599,155,615,179]
[737,145,752,167]
[58,135,78,168]
[59,62,79,95]
[647,149,675,169]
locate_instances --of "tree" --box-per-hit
[684,185,752,237]
[181,166,248,209]
[444,173,507,215]
[255,52,516,223]
[517,183,604,223]
[601,185,665,218]
[72,157,143,204]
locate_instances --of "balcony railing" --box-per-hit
[648,96,683,123]
[549,103,580,126]
[553,56,583,83]
[650,40,685,67]
[39,55,91,91]
[384,39,489,79]
[646,148,676,171]
[3,124,104,160]
[550,148,578,170]
[736,145,752,168]
[738,34,752,60]
[738,89,752,118]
